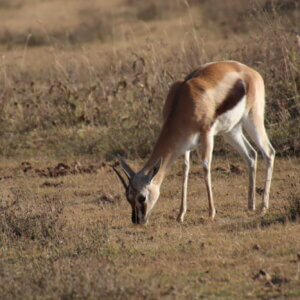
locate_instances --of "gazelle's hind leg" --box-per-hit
[243,114,275,213]
[222,124,257,210]
[177,151,190,222]
[201,132,216,219]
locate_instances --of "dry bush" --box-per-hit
[194,0,298,34]
[225,7,299,154]
[284,193,300,221]
[0,0,298,159]
[0,0,22,9]
[127,0,184,21]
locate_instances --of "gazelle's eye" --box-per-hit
[126,189,134,202]
[138,195,146,204]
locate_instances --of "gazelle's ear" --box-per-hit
[147,158,162,181]
[119,157,135,180]
[112,166,128,190]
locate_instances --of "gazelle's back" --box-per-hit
[163,61,264,134]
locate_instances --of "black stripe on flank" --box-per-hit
[215,79,246,118]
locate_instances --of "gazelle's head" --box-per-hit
[112,158,162,225]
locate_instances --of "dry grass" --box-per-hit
[0,0,299,298]
[0,0,299,159]
[0,156,299,299]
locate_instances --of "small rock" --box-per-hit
[21,161,32,173]
[230,164,242,174]
[215,167,229,173]
[253,269,271,281]
[253,244,260,250]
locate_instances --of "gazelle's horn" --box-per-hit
[112,166,128,190]
[119,156,135,180]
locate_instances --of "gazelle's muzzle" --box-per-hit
[131,207,147,225]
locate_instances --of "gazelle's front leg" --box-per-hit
[201,133,216,219]
[177,151,190,222]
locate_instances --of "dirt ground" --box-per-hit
[1,156,299,299]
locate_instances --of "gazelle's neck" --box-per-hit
[142,124,186,186]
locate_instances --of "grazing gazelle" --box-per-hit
[113,61,275,225]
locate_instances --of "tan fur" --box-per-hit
[146,61,262,173]
[162,80,184,122]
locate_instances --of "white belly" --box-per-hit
[179,133,201,155]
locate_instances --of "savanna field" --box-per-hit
[0,0,299,299]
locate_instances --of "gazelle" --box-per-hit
[113,61,275,225]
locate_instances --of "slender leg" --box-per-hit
[177,151,190,222]
[261,144,275,212]
[201,132,216,219]
[222,125,257,210]
[243,117,275,212]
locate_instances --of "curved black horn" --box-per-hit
[119,156,135,180]
[112,166,128,190]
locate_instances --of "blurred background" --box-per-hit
[0,0,298,159]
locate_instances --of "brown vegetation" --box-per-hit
[1,157,299,299]
[0,0,299,298]
[0,0,299,159]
